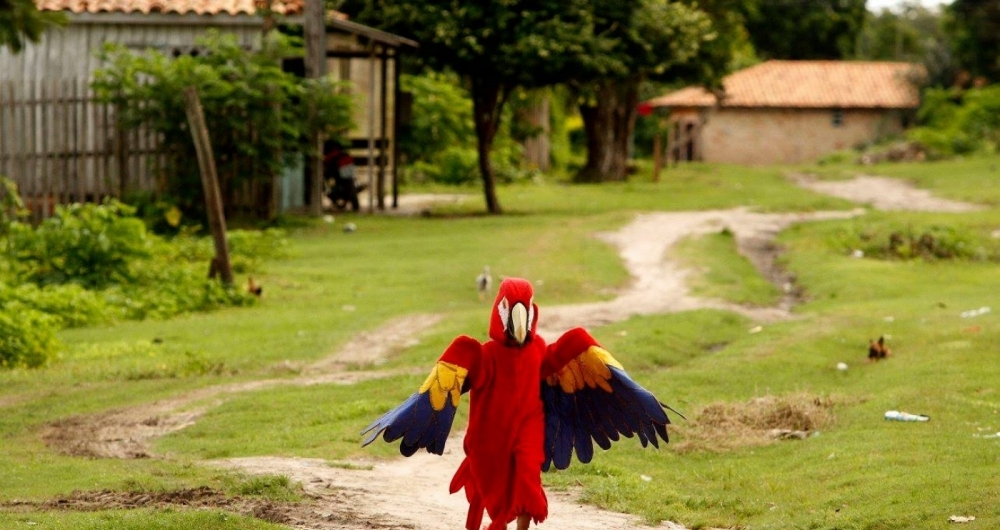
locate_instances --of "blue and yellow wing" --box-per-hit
[541,329,672,471]
[361,336,479,457]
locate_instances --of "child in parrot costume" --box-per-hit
[362,278,673,530]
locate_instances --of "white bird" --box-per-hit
[476,266,492,301]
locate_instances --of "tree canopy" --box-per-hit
[740,0,866,60]
[947,0,1000,84]
[346,0,613,213]
[0,0,64,53]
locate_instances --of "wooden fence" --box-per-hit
[0,79,164,222]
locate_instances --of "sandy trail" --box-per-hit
[37,175,980,529]
[791,173,984,212]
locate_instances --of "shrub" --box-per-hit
[8,200,151,289]
[0,308,60,369]
[0,282,107,328]
[93,31,354,222]
[907,86,1000,157]
[834,222,1000,262]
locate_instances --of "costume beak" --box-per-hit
[511,302,528,345]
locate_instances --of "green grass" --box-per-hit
[2,155,1000,529]
[0,510,287,530]
[671,229,784,307]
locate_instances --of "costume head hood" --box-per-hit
[489,278,539,346]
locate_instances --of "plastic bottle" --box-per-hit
[884,410,930,422]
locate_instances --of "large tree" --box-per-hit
[347,1,611,214]
[572,0,714,183]
[0,0,64,53]
[855,5,955,87]
[946,0,1000,84]
[740,0,866,60]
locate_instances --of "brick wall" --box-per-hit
[699,107,907,165]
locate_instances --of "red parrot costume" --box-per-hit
[362,278,673,529]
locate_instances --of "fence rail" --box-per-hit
[0,79,164,221]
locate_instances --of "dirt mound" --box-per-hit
[2,487,291,524]
[672,394,839,453]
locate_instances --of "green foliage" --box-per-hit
[93,31,354,222]
[0,307,59,368]
[399,72,474,165]
[399,72,534,186]
[832,220,1000,262]
[854,5,954,87]
[946,0,1000,84]
[0,198,285,369]
[412,147,479,185]
[740,0,867,60]
[0,0,65,53]
[671,229,783,307]
[160,228,290,274]
[9,200,151,289]
[907,86,1000,157]
[0,282,107,328]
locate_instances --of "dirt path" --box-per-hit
[790,173,984,212]
[37,177,975,529]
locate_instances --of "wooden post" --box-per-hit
[183,86,234,286]
[652,132,662,183]
[304,0,326,217]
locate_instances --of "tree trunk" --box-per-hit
[575,78,641,183]
[520,92,550,171]
[471,79,504,214]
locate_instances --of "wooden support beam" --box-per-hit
[304,0,326,217]
[183,86,234,286]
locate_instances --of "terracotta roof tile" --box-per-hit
[647,60,925,110]
[37,0,304,16]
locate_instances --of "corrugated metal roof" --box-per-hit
[647,60,924,110]
[37,0,303,16]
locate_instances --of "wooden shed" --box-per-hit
[645,61,924,166]
[0,0,415,219]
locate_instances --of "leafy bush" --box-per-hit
[162,228,290,274]
[399,72,474,165]
[834,222,1000,262]
[93,31,354,222]
[0,196,285,369]
[413,147,479,185]
[0,308,60,368]
[9,200,151,289]
[907,86,1000,157]
[399,72,536,185]
[0,282,107,328]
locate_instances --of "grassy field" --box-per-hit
[1,158,998,529]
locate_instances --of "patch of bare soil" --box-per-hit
[790,174,984,212]
[211,455,694,530]
[384,194,472,217]
[0,486,378,529]
[671,394,841,454]
[41,314,436,459]
[537,208,863,340]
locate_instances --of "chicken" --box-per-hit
[476,266,492,301]
[868,335,890,361]
[247,276,262,297]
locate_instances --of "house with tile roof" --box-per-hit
[645,60,925,165]
[0,0,415,217]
